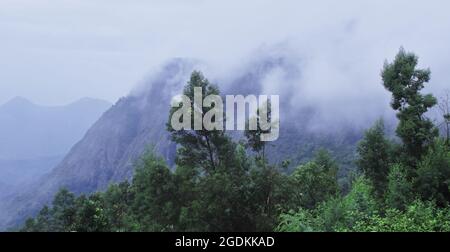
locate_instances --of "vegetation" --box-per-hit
[21,49,450,232]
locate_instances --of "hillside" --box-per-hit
[0,57,374,230]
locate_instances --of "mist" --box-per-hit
[1,0,450,127]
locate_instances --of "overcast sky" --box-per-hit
[1,0,449,106]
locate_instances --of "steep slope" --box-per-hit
[0,56,370,229]
[0,156,62,191]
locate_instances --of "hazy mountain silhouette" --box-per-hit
[0,97,112,160]
[0,97,111,228]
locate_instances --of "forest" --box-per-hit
[20,49,450,232]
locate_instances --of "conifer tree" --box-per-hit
[357,119,392,196]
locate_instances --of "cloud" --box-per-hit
[0,0,449,115]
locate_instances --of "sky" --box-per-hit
[0,0,450,107]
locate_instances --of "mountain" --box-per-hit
[0,97,112,160]
[0,97,112,189]
[0,97,112,228]
[0,156,62,196]
[0,56,372,230]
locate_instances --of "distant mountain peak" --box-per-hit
[1,97,112,110]
[1,96,35,109]
[68,97,112,107]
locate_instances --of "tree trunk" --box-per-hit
[205,135,216,171]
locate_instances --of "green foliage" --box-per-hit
[327,176,379,231]
[416,140,450,206]
[245,101,274,161]
[249,162,292,231]
[382,48,438,164]
[51,188,76,231]
[21,189,77,232]
[277,50,450,233]
[277,176,378,232]
[276,176,450,232]
[22,206,52,232]
[276,208,317,232]
[352,200,450,232]
[20,136,294,232]
[385,164,414,210]
[342,177,378,220]
[290,150,339,209]
[102,181,133,231]
[130,150,178,231]
[20,60,450,232]
[167,71,234,173]
[357,119,393,197]
[73,194,109,232]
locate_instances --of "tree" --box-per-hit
[276,208,318,232]
[167,71,235,174]
[356,119,393,197]
[341,176,379,228]
[51,188,76,231]
[249,161,292,231]
[416,140,450,206]
[173,164,203,232]
[21,205,53,232]
[73,194,109,232]
[381,48,438,165]
[21,218,39,232]
[130,150,178,231]
[102,181,134,231]
[277,176,378,232]
[437,90,450,145]
[352,200,450,232]
[290,150,339,209]
[245,101,274,162]
[385,164,414,210]
[166,71,260,232]
[176,144,280,232]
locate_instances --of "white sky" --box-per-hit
[1,0,449,106]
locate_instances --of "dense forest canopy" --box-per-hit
[20,49,450,232]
